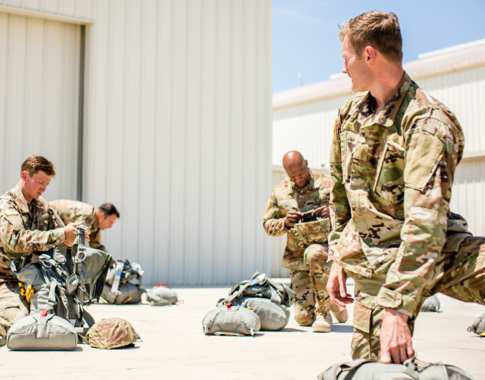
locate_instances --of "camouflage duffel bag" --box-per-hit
[467,313,485,336]
[229,297,290,331]
[292,217,331,246]
[421,295,440,312]
[202,303,261,336]
[318,357,474,380]
[101,283,144,305]
[7,310,77,351]
[145,284,178,306]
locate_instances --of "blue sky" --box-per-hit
[273,0,485,93]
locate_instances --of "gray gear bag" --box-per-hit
[101,283,144,305]
[145,284,178,306]
[421,295,440,312]
[7,311,77,351]
[318,357,474,380]
[202,304,261,336]
[219,272,294,331]
[102,260,144,304]
[467,313,485,336]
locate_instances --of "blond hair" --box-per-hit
[21,155,56,177]
[339,11,402,64]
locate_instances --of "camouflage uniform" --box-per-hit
[50,200,106,252]
[0,185,65,344]
[263,171,334,325]
[329,73,485,359]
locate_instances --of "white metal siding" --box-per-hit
[0,0,273,286]
[0,11,80,200]
[81,0,273,286]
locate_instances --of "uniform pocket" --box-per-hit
[373,141,405,207]
[353,301,372,334]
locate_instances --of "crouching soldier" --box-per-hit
[0,156,79,346]
[50,201,119,253]
[262,151,347,332]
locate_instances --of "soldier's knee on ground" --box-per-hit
[294,307,316,326]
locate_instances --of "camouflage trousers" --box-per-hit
[290,243,332,326]
[350,235,485,360]
[0,282,29,347]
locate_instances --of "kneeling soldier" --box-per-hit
[263,151,347,332]
[50,200,119,253]
[0,156,79,346]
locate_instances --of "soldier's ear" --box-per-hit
[20,171,28,181]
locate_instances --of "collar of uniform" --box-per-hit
[9,185,31,214]
[359,72,411,128]
[287,169,315,194]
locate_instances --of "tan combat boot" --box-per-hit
[330,301,348,323]
[312,313,332,333]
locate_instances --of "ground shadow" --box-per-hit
[278,327,308,333]
[331,325,354,333]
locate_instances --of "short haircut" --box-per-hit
[21,155,56,177]
[339,11,403,64]
[99,203,120,218]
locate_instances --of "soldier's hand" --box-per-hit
[328,263,354,307]
[313,206,329,219]
[285,211,303,228]
[63,222,83,247]
[379,309,414,364]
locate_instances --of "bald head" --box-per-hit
[282,151,310,188]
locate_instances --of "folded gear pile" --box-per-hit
[144,283,179,306]
[218,272,295,331]
[101,260,144,304]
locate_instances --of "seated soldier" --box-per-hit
[0,156,79,346]
[50,200,119,253]
[262,151,347,332]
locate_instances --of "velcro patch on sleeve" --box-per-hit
[405,133,443,191]
[4,208,19,216]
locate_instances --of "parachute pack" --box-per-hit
[217,272,295,331]
[101,260,144,305]
[421,295,441,312]
[467,313,485,336]
[9,225,112,348]
[318,357,474,380]
[202,303,261,336]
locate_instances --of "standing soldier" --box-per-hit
[0,156,79,346]
[50,201,120,253]
[263,151,347,332]
[327,11,485,363]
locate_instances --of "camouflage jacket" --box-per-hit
[329,73,465,317]
[50,200,106,252]
[263,171,334,270]
[0,185,65,284]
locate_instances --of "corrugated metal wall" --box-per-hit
[273,65,485,236]
[0,0,273,285]
[0,11,80,200]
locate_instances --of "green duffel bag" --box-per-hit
[202,303,261,336]
[421,295,440,312]
[230,297,290,331]
[467,313,485,336]
[318,357,474,380]
[7,310,77,351]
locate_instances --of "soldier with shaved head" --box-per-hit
[263,151,347,332]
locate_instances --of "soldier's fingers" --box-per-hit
[406,341,414,359]
[380,348,392,364]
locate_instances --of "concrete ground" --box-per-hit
[1,281,485,380]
